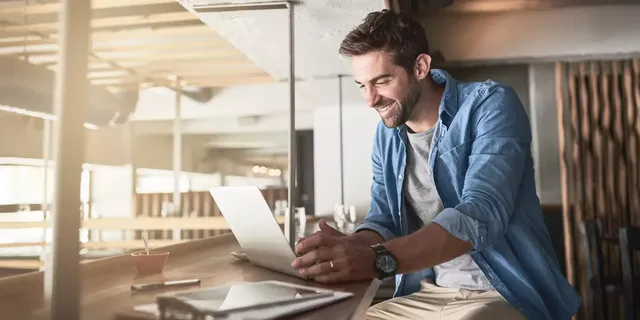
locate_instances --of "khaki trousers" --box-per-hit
[365,280,526,320]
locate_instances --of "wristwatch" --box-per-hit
[371,244,397,280]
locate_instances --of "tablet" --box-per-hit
[156,280,333,316]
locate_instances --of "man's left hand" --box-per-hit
[291,220,377,283]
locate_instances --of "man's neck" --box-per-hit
[405,78,445,133]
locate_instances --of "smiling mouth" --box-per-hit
[376,103,394,113]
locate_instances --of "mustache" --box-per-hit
[374,99,395,109]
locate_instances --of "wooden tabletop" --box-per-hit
[0,234,380,320]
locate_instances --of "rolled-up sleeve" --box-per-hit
[432,85,530,252]
[355,123,398,242]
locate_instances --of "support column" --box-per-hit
[338,75,344,205]
[44,0,92,319]
[127,121,137,241]
[286,2,296,249]
[172,78,182,241]
[40,119,52,265]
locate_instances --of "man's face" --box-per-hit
[352,51,421,128]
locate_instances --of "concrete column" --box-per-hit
[44,0,92,319]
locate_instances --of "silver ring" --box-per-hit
[329,261,334,269]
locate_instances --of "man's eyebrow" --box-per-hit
[354,74,392,85]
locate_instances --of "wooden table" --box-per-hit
[0,234,380,320]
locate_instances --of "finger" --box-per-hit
[314,271,348,284]
[291,247,333,269]
[318,219,345,237]
[299,260,335,278]
[295,231,319,249]
[295,233,340,255]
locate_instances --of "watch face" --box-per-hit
[376,255,397,273]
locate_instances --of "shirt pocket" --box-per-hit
[435,141,471,201]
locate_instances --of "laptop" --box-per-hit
[209,186,304,279]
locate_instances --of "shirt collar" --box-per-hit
[396,68,459,133]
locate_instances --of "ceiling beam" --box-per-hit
[0,0,177,15]
[27,48,244,64]
[0,38,228,56]
[0,11,198,36]
[0,25,213,48]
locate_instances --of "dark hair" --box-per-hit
[339,9,430,73]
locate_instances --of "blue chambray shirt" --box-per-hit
[356,69,581,319]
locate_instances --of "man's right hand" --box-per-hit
[295,219,346,255]
[295,219,384,256]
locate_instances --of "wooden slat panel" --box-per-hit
[559,59,640,319]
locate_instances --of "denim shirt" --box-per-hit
[356,69,581,319]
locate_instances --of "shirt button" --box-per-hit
[398,174,403,180]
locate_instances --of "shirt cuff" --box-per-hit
[355,222,396,242]
[432,207,488,252]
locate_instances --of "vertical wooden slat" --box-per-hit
[600,62,622,279]
[569,64,588,319]
[556,62,575,287]
[623,62,638,227]
[181,192,191,239]
[588,62,611,283]
[193,192,203,239]
[568,65,585,225]
[632,59,640,225]
[212,200,221,237]
[149,193,159,240]
[611,61,629,227]
[578,63,595,221]
[203,192,212,238]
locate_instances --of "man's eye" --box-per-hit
[376,80,390,86]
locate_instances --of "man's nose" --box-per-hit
[365,88,381,108]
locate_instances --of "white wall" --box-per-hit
[528,63,562,204]
[313,105,380,218]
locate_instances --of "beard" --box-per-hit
[375,80,421,128]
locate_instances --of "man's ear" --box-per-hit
[414,54,432,80]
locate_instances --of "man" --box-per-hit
[291,9,580,320]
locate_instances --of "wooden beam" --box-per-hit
[0,216,295,230]
[81,240,189,249]
[0,242,46,248]
[1,11,197,35]
[0,260,43,269]
[0,0,177,15]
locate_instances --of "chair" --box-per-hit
[579,220,620,320]
[618,226,640,320]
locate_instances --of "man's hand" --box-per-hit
[291,219,377,283]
